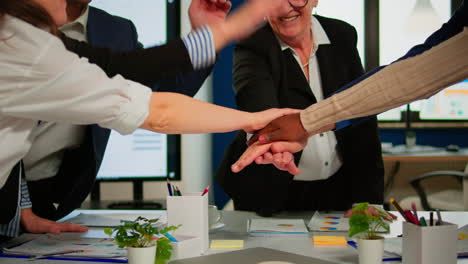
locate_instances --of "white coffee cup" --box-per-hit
[208,205,223,228]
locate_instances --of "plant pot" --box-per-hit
[358,237,384,264]
[127,245,157,264]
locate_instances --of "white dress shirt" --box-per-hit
[23,7,90,182]
[276,16,343,181]
[0,15,152,188]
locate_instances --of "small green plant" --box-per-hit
[104,217,180,264]
[348,203,394,239]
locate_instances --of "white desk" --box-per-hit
[1,210,467,264]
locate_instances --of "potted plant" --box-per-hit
[104,217,179,264]
[348,203,395,264]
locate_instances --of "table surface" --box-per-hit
[1,210,467,264]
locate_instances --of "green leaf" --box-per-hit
[104,228,113,236]
[348,213,369,237]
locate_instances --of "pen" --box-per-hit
[411,202,419,219]
[436,209,442,225]
[31,250,85,260]
[176,185,183,196]
[430,211,434,226]
[166,177,173,196]
[404,210,419,225]
[389,198,410,221]
[201,184,210,196]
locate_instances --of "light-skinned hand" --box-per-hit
[231,140,305,174]
[20,208,88,235]
[189,0,232,30]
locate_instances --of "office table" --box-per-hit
[1,210,467,264]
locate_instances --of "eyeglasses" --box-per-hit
[288,0,308,8]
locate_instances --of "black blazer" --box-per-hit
[216,16,384,215]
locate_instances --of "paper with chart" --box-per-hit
[308,211,390,232]
[66,213,167,227]
[248,218,308,234]
[3,233,126,259]
[308,212,350,231]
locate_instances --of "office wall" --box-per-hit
[99,0,213,203]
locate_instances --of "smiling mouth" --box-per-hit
[280,15,300,22]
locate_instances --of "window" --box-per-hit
[378,0,451,121]
[314,0,365,65]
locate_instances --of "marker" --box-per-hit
[166,177,173,196]
[430,212,434,226]
[419,217,427,226]
[164,233,179,243]
[389,198,410,221]
[201,184,210,196]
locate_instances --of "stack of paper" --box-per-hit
[307,212,349,232]
[65,213,167,227]
[248,219,308,234]
[3,233,126,260]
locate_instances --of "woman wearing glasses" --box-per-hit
[216,0,384,216]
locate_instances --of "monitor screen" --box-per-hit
[91,0,181,181]
[419,79,468,120]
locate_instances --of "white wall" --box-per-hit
[98,0,213,203]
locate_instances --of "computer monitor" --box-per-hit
[419,79,468,121]
[89,0,181,207]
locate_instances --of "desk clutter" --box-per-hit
[1,233,127,261]
[1,204,466,264]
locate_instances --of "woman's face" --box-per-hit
[34,0,68,26]
[268,0,318,44]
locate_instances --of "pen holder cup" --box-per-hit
[402,221,457,264]
[167,193,209,254]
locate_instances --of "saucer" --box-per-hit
[209,222,226,231]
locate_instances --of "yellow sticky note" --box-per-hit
[313,236,347,246]
[210,240,244,249]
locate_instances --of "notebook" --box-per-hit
[168,247,339,264]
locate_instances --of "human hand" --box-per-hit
[248,113,335,145]
[210,0,283,50]
[231,140,305,174]
[189,0,232,30]
[344,205,397,221]
[255,150,301,175]
[20,208,88,235]
[244,108,301,134]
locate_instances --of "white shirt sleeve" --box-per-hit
[0,17,152,135]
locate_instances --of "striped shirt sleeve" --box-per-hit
[182,25,216,70]
[20,178,32,209]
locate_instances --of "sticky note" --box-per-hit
[210,240,244,249]
[313,236,347,246]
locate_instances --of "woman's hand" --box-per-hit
[20,208,88,235]
[231,140,305,174]
[189,0,232,30]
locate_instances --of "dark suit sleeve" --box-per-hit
[233,45,280,111]
[62,36,195,86]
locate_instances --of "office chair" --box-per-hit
[400,164,468,211]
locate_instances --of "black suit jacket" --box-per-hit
[216,16,384,215]
[26,7,210,221]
